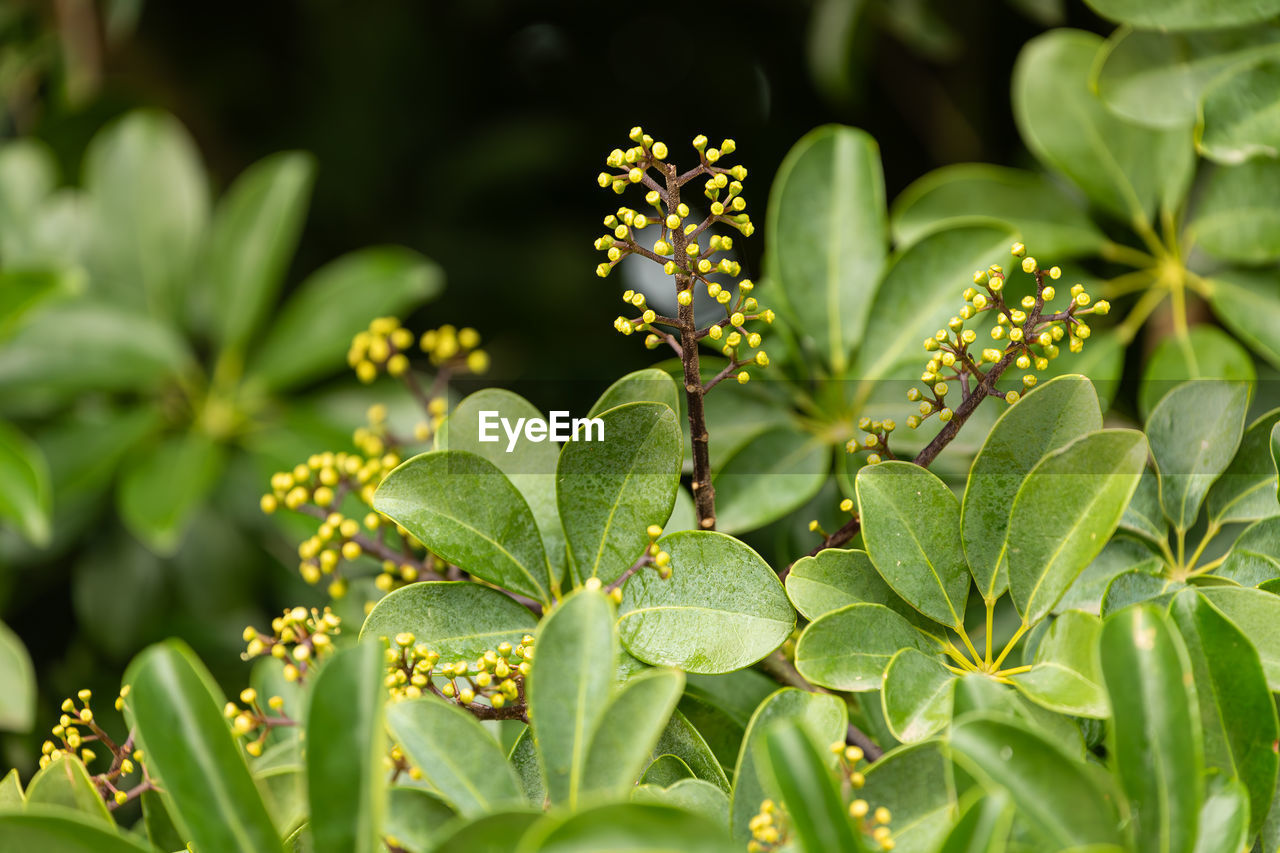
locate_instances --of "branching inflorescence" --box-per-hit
[594,127,774,531]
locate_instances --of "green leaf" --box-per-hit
[1199,60,1280,164]
[1010,610,1108,718]
[0,420,50,547]
[640,755,694,788]
[934,792,1013,853]
[248,247,442,391]
[428,811,540,853]
[373,450,551,604]
[83,110,208,315]
[0,770,21,807]
[1093,28,1280,129]
[1194,777,1250,853]
[1147,381,1249,531]
[1102,570,1181,615]
[859,741,958,853]
[1059,538,1164,614]
[0,268,82,340]
[306,643,385,853]
[949,715,1122,849]
[1218,517,1280,587]
[631,779,729,825]
[857,461,969,628]
[1007,429,1148,625]
[795,603,937,691]
[759,719,867,852]
[652,710,731,794]
[785,548,939,632]
[618,530,794,674]
[508,726,545,807]
[581,668,685,800]
[360,581,537,663]
[1013,30,1193,224]
[437,389,565,583]
[557,402,681,584]
[116,431,223,555]
[1206,269,1280,370]
[1193,160,1280,263]
[881,648,956,742]
[1083,0,1280,29]
[0,620,34,733]
[1121,466,1170,547]
[1138,327,1255,420]
[385,697,523,817]
[25,758,111,823]
[207,151,314,352]
[729,688,846,842]
[1207,408,1280,525]
[383,787,455,853]
[764,124,887,374]
[953,675,1087,759]
[1100,605,1201,853]
[528,588,616,807]
[711,425,828,534]
[1171,589,1278,836]
[124,640,279,852]
[963,374,1103,600]
[853,224,1015,383]
[587,368,680,418]
[700,385,794,470]
[890,164,1105,259]
[520,802,737,853]
[0,138,57,261]
[0,807,158,853]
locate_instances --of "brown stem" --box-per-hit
[757,652,883,762]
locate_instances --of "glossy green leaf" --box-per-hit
[853,224,1015,383]
[1102,570,1181,615]
[1084,0,1280,31]
[1199,60,1280,163]
[1208,408,1280,525]
[1207,269,1280,370]
[1194,777,1250,853]
[1011,610,1108,718]
[373,450,551,604]
[795,603,937,692]
[25,757,111,823]
[360,581,537,663]
[588,368,680,418]
[581,668,684,800]
[1193,159,1280,263]
[1101,605,1201,853]
[1008,429,1148,625]
[1199,589,1280,691]
[509,727,545,807]
[437,388,565,581]
[881,648,956,742]
[521,802,736,853]
[84,110,208,314]
[528,589,616,806]
[557,402,681,584]
[618,530,794,674]
[858,461,969,627]
[1013,30,1193,224]
[306,643,385,853]
[760,719,866,852]
[1148,381,1249,531]
[116,431,222,555]
[952,674,1087,759]
[860,741,958,853]
[785,548,940,633]
[248,247,441,390]
[1120,466,1169,546]
[711,425,828,534]
[765,124,887,374]
[1094,28,1280,129]
[890,164,1105,258]
[1217,517,1280,586]
[0,770,21,807]
[963,374,1103,600]
[386,697,523,817]
[0,808,158,853]
[124,640,279,852]
[631,779,729,825]
[207,151,314,351]
[652,710,731,793]
[1060,539,1164,615]
[1171,589,1277,836]
[383,787,455,853]
[429,811,540,853]
[640,755,694,787]
[729,688,846,842]
[0,621,34,734]
[949,715,1122,849]
[700,385,793,470]
[935,792,1013,853]
[0,420,50,547]
[1138,326,1255,420]
[0,268,81,340]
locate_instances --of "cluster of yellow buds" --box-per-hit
[830,741,896,850]
[263,448,399,515]
[643,524,672,581]
[844,416,898,467]
[291,509,393,595]
[223,687,293,757]
[347,318,489,385]
[40,688,148,808]
[242,607,341,683]
[747,799,789,852]
[383,632,534,715]
[420,324,489,373]
[358,400,450,454]
[387,744,423,784]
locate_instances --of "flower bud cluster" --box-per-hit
[382,631,534,715]
[348,318,489,385]
[241,606,341,684]
[223,687,293,757]
[40,688,150,808]
[747,798,789,851]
